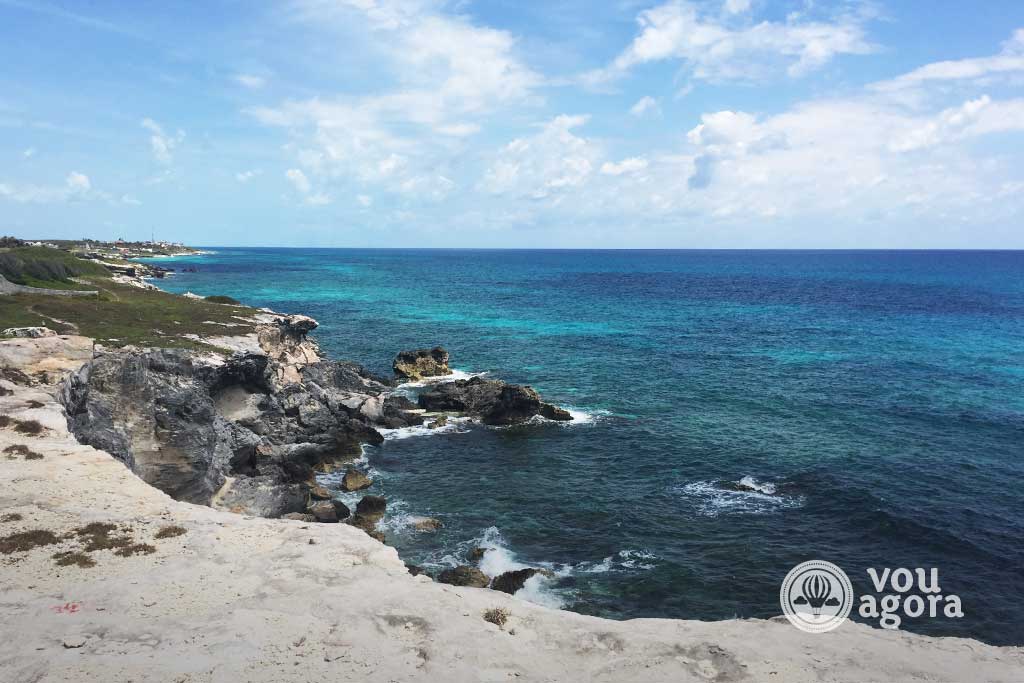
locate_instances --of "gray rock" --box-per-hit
[355,495,386,520]
[418,376,573,426]
[437,565,489,588]
[308,501,339,523]
[491,568,541,595]
[2,326,56,338]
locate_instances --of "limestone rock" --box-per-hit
[2,327,56,338]
[341,468,372,492]
[437,565,489,588]
[393,347,451,381]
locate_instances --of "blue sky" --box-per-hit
[1,0,1023,248]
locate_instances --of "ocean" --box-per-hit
[155,248,1024,645]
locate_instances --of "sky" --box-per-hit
[1,0,1023,248]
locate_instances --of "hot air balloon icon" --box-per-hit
[793,574,841,616]
[780,560,853,633]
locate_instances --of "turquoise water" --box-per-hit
[156,249,1024,644]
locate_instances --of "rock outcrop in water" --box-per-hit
[393,346,451,381]
[417,376,573,425]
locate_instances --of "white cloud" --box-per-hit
[584,1,875,86]
[0,171,95,203]
[723,0,751,14]
[629,96,660,118]
[251,0,541,199]
[357,194,372,207]
[235,73,266,89]
[22,147,35,158]
[872,28,1024,92]
[479,115,600,199]
[236,169,261,182]
[141,118,185,164]
[66,171,91,191]
[892,95,1024,151]
[601,157,648,175]
[121,194,142,205]
[286,168,312,194]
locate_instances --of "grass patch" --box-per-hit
[1,513,23,522]
[3,443,42,459]
[205,295,240,305]
[0,529,60,554]
[13,419,44,435]
[75,522,133,552]
[483,607,509,628]
[0,277,257,350]
[155,525,187,539]
[0,247,109,288]
[115,543,156,557]
[53,551,96,568]
[1,417,45,436]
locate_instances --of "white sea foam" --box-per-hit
[377,416,472,441]
[574,549,659,574]
[674,479,802,517]
[737,476,776,495]
[396,368,487,390]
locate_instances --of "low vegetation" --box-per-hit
[155,525,187,539]
[0,529,60,554]
[0,246,109,289]
[0,246,256,350]
[205,295,240,305]
[483,607,510,628]
[1,513,24,523]
[53,551,96,568]
[115,543,156,557]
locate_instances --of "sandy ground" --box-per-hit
[0,339,1022,682]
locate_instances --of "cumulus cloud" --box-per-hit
[141,118,185,164]
[479,115,600,199]
[236,169,261,182]
[250,0,540,200]
[583,0,875,87]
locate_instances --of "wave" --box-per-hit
[376,416,473,441]
[672,478,803,517]
[575,549,659,574]
[395,368,487,390]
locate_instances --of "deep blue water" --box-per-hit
[155,249,1024,645]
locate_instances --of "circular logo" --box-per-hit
[780,560,853,633]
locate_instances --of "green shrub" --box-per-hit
[0,247,109,286]
[205,295,240,305]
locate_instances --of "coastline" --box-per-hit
[2,361,1022,681]
[1,249,1021,680]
